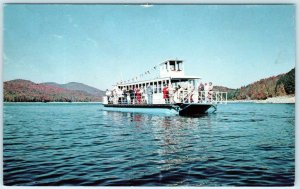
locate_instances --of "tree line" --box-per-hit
[227,68,295,100]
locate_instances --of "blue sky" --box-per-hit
[3,4,295,90]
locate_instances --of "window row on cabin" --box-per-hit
[118,80,171,94]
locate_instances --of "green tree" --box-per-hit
[276,68,295,95]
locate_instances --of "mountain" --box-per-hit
[4,79,103,102]
[215,68,295,100]
[41,82,105,97]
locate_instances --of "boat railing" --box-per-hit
[105,93,148,105]
[104,90,227,105]
[195,91,227,104]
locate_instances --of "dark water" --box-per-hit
[3,103,295,186]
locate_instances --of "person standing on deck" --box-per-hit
[112,89,117,104]
[188,83,195,103]
[116,87,123,104]
[162,84,169,104]
[204,83,209,103]
[136,88,142,104]
[168,84,175,104]
[208,82,214,102]
[105,89,111,104]
[176,85,183,102]
[122,88,128,104]
[198,81,204,103]
[146,84,153,104]
[141,86,146,104]
[129,87,134,104]
[126,90,130,104]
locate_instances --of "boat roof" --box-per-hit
[116,76,201,87]
[159,59,184,65]
[170,76,201,80]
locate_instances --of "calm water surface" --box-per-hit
[3,103,295,186]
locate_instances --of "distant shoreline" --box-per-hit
[3,96,295,105]
[3,101,102,104]
[228,95,295,104]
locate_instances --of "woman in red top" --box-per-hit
[162,85,169,104]
[136,88,142,104]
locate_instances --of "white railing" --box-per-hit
[196,91,227,104]
[103,90,227,105]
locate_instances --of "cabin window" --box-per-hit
[170,61,175,71]
[154,83,157,93]
[158,81,162,93]
[177,61,183,71]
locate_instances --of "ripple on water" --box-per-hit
[3,103,295,186]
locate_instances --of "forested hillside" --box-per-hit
[4,79,103,102]
[216,68,295,100]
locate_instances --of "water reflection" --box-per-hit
[102,111,213,169]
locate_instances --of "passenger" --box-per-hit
[168,84,175,104]
[146,84,153,104]
[134,88,138,104]
[136,88,142,104]
[198,81,205,103]
[105,89,111,104]
[208,82,213,102]
[116,88,123,104]
[162,84,169,104]
[112,89,117,104]
[122,88,128,104]
[126,90,131,104]
[204,83,209,103]
[176,85,183,102]
[141,86,146,104]
[188,83,195,103]
[129,87,134,104]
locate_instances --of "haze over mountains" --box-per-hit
[41,82,104,97]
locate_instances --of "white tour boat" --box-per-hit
[102,60,227,116]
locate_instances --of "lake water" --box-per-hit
[3,103,295,186]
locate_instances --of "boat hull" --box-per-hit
[176,103,212,116]
[102,103,213,116]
